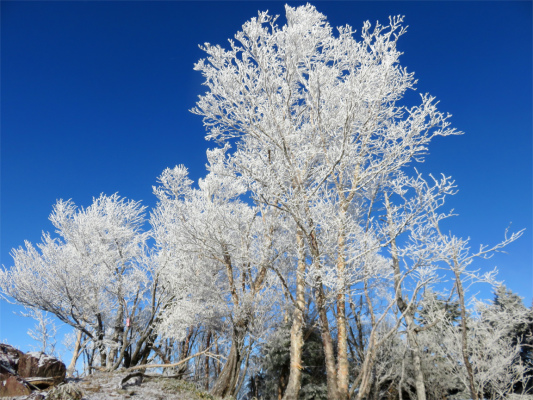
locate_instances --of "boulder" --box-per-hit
[18,352,66,386]
[0,375,32,397]
[0,344,66,396]
[0,343,24,375]
[0,344,32,397]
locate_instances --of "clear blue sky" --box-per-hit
[1,1,531,353]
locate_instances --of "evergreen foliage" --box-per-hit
[247,320,327,400]
[492,286,533,394]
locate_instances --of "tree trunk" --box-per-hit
[386,198,427,400]
[123,347,131,368]
[317,284,340,400]
[406,324,426,400]
[67,330,83,377]
[283,228,306,400]
[108,323,135,371]
[108,306,124,366]
[355,327,376,400]
[336,217,349,400]
[278,374,286,400]
[308,228,339,400]
[205,331,212,391]
[136,331,158,366]
[85,347,94,375]
[210,330,243,398]
[390,252,427,400]
[214,335,221,377]
[454,267,479,400]
[129,324,156,367]
[96,313,107,367]
[176,327,195,376]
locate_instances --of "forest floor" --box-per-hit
[11,371,224,400]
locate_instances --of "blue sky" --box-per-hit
[1,1,531,353]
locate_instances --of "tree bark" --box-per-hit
[355,317,376,400]
[283,228,307,400]
[67,330,83,377]
[210,330,243,398]
[96,313,107,368]
[309,229,339,400]
[108,301,124,365]
[205,331,212,391]
[336,214,349,400]
[406,324,426,400]
[175,327,195,376]
[316,284,340,400]
[454,267,479,400]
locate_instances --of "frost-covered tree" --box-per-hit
[423,194,524,400]
[151,148,289,397]
[21,308,58,356]
[420,294,531,400]
[192,5,458,399]
[493,285,533,389]
[0,194,153,370]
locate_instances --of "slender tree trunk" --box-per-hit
[123,347,131,368]
[317,284,340,400]
[386,197,427,400]
[398,345,407,400]
[336,215,349,400]
[355,325,376,400]
[454,267,479,400]
[108,323,135,371]
[129,322,158,367]
[307,228,339,400]
[85,347,94,375]
[283,228,307,400]
[67,330,83,377]
[96,313,107,367]
[214,335,221,377]
[109,303,124,365]
[278,374,286,400]
[234,339,254,396]
[405,322,426,400]
[390,247,427,400]
[371,370,380,400]
[176,327,195,376]
[210,330,243,398]
[205,331,212,391]
[129,332,149,366]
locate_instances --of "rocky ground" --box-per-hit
[1,343,227,400]
[9,371,225,400]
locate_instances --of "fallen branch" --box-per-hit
[127,349,225,371]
